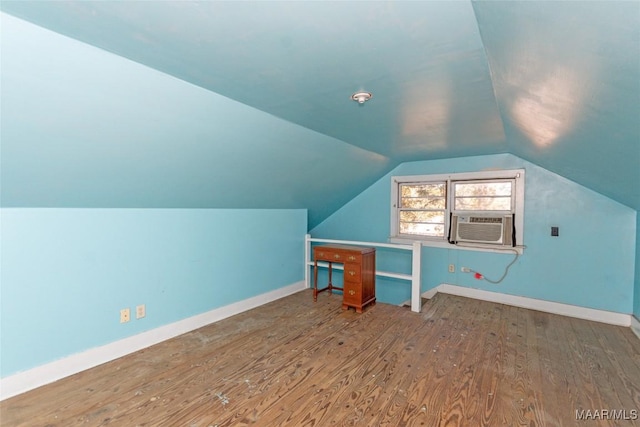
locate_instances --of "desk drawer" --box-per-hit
[343,263,361,282]
[344,253,361,263]
[314,249,344,262]
[343,281,362,304]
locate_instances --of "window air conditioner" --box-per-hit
[450,213,514,246]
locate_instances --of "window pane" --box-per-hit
[400,222,444,237]
[401,197,446,209]
[454,182,511,197]
[454,181,513,211]
[455,196,512,211]
[399,207,445,237]
[400,211,445,223]
[400,183,446,209]
[401,183,445,198]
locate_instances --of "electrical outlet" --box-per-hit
[448,264,455,273]
[551,226,559,237]
[461,267,471,273]
[136,304,146,319]
[120,308,130,323]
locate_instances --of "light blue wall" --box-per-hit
[0,208,306,377]
[311,154,636,313]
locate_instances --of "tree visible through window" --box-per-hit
[453,180,513,212]
[398,182,446,237]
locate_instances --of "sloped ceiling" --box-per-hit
[473,1,640,212]
[1,1,638,227]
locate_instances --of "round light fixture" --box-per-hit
[351,91,372,104]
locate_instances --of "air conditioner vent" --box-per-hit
[458,220,503,242]
[469,216,502,224]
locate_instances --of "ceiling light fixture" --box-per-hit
[351,91,372,104]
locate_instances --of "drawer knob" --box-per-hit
[319,252,324,257]
[349,290,355,295]
[348,271,355,276]
[348,255,356,261]
[334,254,341,259]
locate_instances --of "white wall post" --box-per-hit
[304,234,311,289]
[411,241,422,313]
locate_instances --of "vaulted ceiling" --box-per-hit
[1,1,638,227]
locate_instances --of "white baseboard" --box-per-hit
[0,280,306,401]
[399,286,439,308]
[420,287,439,300]
[631,316,640,340]
[418,284,632,328]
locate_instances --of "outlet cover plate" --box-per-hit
[120,308,130,323]
[136,304,146,319]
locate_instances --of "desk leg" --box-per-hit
[313,260,334,302]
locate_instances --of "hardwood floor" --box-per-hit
[2,290,639,426]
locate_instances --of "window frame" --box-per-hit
[390,169,525,254]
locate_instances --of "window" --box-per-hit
[398,182,446,237]
[390,169,525,252]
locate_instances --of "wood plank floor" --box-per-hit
[2,290,639,426]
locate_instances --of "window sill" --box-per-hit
[388,236,525,255]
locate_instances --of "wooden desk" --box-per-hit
[313,244,376,313]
